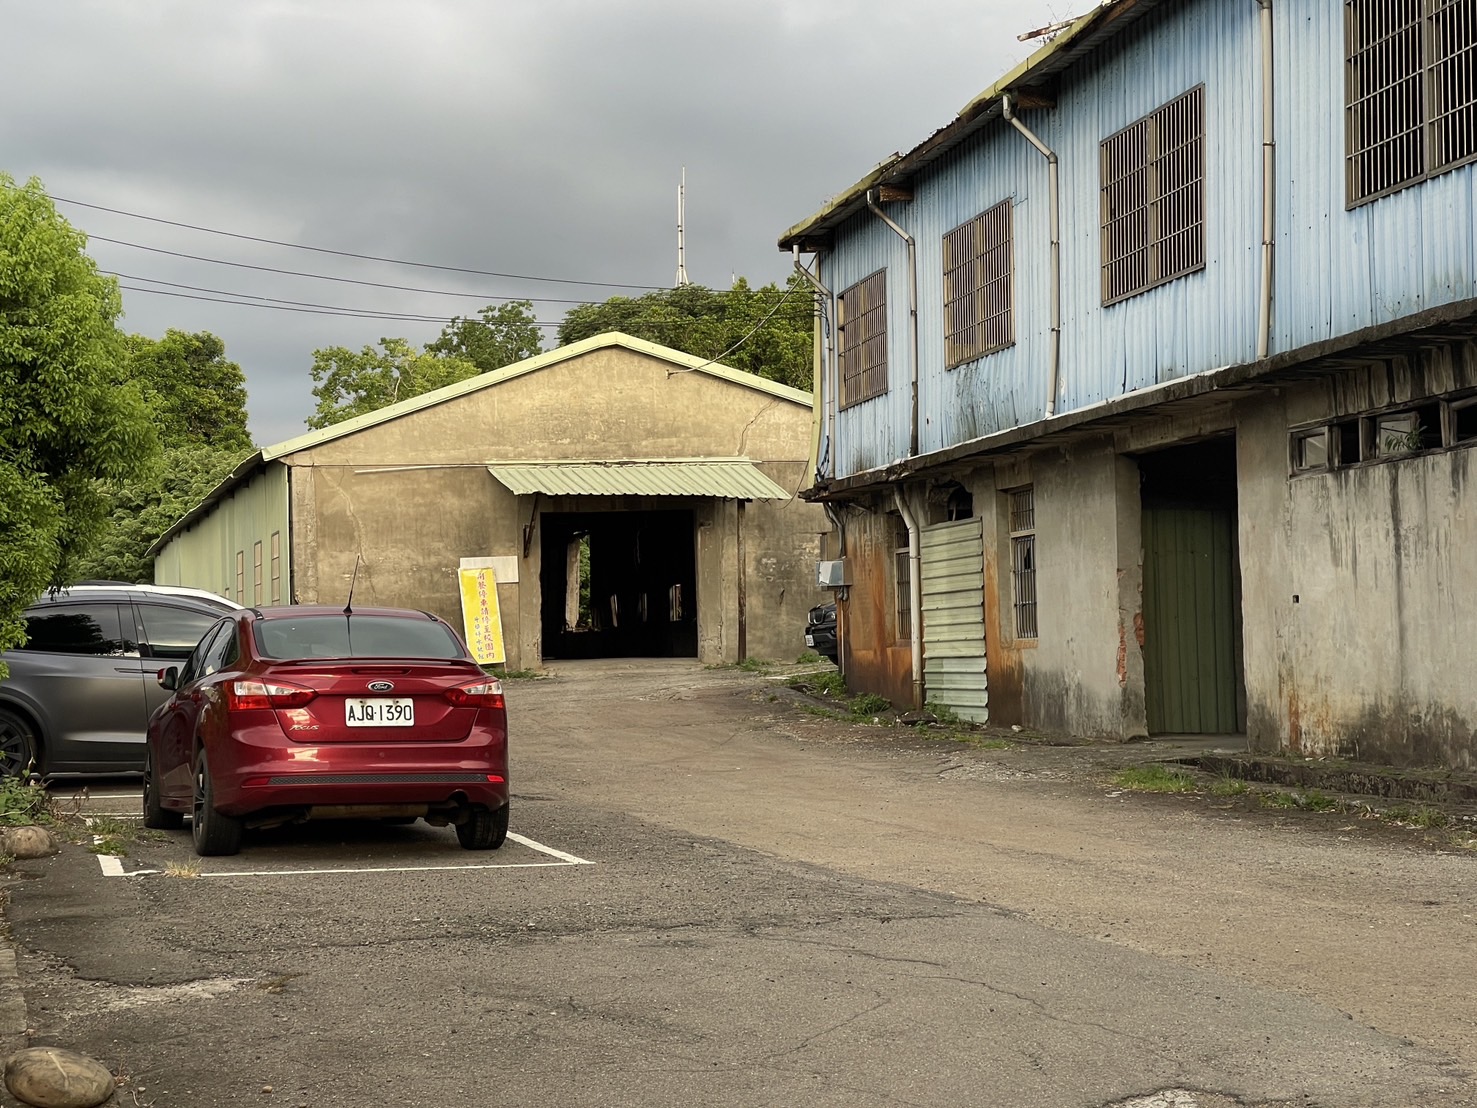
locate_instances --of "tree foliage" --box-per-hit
[0,175,156,665]
[73,330,255,583]
[307,338,481,429]
[309,302,545,429]
[424,300,543,373]
[556,277,815,391]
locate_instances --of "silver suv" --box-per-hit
[0,585,242,777]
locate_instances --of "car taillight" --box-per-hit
[444,679,505,709]
[226,680,317,711]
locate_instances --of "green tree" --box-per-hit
[124,330,252,452]
[425,300,543,373]
[73,329,255,583]
[0,175,156,666]
[556,277,815,391]
[307,337,481,429]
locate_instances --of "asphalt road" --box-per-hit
[2,660,1473,1107]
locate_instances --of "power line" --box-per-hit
[40,189,665,290]
[91,237,613,303]
[103,270,604,309]
[115,283,565,325]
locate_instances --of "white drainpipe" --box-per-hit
[1254,0,1276,360]
[792,245,837,479]
[893,486,924,710]
[1002,93,1062,418]
[866,190,920,457]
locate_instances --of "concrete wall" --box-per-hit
[980,442,1148,738]
[276,345,823,668]
[1239,342,1477,768]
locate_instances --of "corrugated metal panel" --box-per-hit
[153,463,290,604]
[485,459,791,500]
[1275,1,1477,351]
[920,518,988,723]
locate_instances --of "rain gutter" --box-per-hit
[1255,0,1276,360]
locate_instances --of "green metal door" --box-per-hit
[1142,506,1238,734]
[920,518,988,723]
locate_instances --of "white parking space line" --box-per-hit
[92,831,593,879]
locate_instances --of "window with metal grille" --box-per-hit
[270,531,282,605]
[893,516,912,642]
[943,199,1014,368]
[1008,487,1038,640]
[235,551,245,605]
[1346,0,1477,205]
[837,270,888,408]
[1100,86,1206,305]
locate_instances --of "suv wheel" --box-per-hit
[0,708,39,779]
[192,751,243,856]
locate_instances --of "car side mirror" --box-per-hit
[157,666,179,691]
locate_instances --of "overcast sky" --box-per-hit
[4,0,1068,446]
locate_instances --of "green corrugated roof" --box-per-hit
[486,459,791,500]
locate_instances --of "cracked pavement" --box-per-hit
[2,659,1473,1107]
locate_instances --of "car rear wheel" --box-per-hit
[192,751,243,857]
[0,708,39,779]
[456,802,508,850]
[143,749,184,830]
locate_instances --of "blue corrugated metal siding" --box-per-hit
[1275,2,1477,350]
[817,0,1477,484]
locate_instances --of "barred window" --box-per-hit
[837,270,888,408]
[1346,0,1477,205]
[1100,87,1206,305]
[1008,487,1037,640]
[943,199,1014,369]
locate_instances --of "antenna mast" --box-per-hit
[675,167,690,287]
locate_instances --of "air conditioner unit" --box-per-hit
[816,560,848,588]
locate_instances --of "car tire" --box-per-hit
[456,802,509,850]
[142,749,184,830]
[0,708,40,779]
[192,751,243,857]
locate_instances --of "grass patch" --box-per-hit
[848,693,892,718]
[1259,791,1300,809]
[790,670,847,699]
[1299,789,1341,812]
[164,861,201,879]
[483,665,543,680]
[737,657,774,674]
[1113,765,1197,793]
[1208,775,1250,797]
[797,651,821,664]
[924,701,965,726]
[0,775,53,827]
[1385,804,1448,829]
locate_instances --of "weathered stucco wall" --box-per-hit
[983,442,1147,737]
[276,345,823,668]
[1239,345,1477,768]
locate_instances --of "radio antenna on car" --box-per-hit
[344,553,364,615]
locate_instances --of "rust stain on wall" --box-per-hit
[982,533,1023,724]
[839,510,913,709]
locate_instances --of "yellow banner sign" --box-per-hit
[458,567,506,665]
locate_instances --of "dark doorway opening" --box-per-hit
[1135,437,1246,734]
[539,510,698,659]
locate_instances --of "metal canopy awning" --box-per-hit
[486,458,791,501]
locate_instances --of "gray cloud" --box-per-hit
[2,0,1053,444]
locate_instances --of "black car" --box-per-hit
[805,602,838,664]
[0,585,241,776]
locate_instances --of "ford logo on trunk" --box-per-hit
[367,681,395,692]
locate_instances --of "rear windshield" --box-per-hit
[254,615,467,660]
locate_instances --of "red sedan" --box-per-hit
[144,606,509,857]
